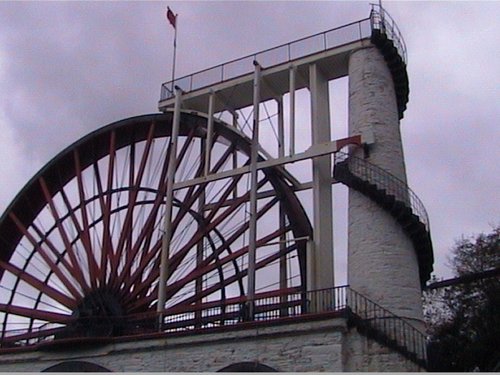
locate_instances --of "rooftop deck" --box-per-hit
[158,4,407,115]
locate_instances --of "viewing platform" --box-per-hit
[158,4,409,118]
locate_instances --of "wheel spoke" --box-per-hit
[0,303,70,324]
[38,176,90,293]
[28,220,86,295]
[73,148,100,289]
[169,240,297,309]
[57,187,97,291]
[126,186,251,303]
[113,154,171,291]
[113,122,156,274]
[165,226,288,307]
[128,196,282,310]
[0,260,76,309]
[8,212,82,301]
[102,130,118,282]
[0,113,311,346]
[121,143,237,296]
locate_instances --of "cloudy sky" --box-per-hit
[0,1,498,282]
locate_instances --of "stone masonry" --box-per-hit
[0,317,422,372]
[347,46,425,329]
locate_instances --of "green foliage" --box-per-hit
[425,226,500,372]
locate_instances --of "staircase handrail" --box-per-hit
[370,3,407,64]
[335,151,430,232]
[346,287,427,364]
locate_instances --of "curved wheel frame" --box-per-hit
[0,112,311,347]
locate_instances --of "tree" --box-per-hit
[424,225,500,371]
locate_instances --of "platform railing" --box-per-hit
[160,6,407,102]
[0,285,427,366]
[160,17,372,100]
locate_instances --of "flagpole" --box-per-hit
[158,6,178,329]
[166,7,178,95]
[171,12,178,94]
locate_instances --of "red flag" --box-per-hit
[166,7,176,29]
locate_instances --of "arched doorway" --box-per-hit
[218,361,277,372]
[43,360,110,372]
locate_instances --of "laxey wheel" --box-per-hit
[0,112,311,347]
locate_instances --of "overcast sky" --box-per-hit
[0,1,498,281]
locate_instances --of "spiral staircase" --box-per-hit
[334,151,434,287]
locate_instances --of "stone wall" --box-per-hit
[0,317,423,372]
[343,329,422,372]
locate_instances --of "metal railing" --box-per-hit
[0,286,426,366]
[160,17,372,100]
[335,151,430,232]
[159,5,407,102]
[370,3,407,63]
[347,288,427,364]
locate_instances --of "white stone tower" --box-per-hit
[340,18,433,330]
[348,46,422,325]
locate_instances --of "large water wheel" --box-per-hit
[0,112,312,347]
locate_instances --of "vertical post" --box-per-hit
[195,137,206,328]
[379,0,386,33]
[277,97,285,160]
[171,28,177,93]
[309,63,334,291]
[277,97,288,316]
[247,61,261,319]
[204,92,216,176]
[289,64,296,156]
[306,239,316,312]
[232,113,239,200]
[157,86,183,328]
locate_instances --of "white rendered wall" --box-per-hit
[347,46,424,327]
